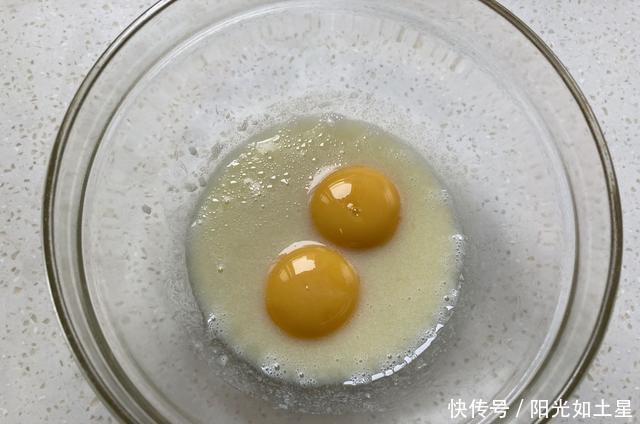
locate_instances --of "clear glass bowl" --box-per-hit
[43,0,622,422]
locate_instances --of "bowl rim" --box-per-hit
[42,0,623,422]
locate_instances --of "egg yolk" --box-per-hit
[309,166,401,249]
[265,245,359,339]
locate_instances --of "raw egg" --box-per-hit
[265,245,359,339]
[309,166,401,248]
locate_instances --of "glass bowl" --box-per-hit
[43,0,622,422]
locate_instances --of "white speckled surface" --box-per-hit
[0,1,637,423]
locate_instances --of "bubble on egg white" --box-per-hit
[440,189,450,203]
[216,354,229,367]
[318,112,340,127]
[344,371,371,386]
[243,178,262,196]
[452,233,466,268]
[206,312,229,340]
[260,357,285,379]
[259,356,321,386]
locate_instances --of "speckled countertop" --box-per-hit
[0,1,638,422]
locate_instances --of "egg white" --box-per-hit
[187,114,461,386]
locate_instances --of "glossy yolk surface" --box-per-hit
[309,166,401,249]
[265,245,359,339]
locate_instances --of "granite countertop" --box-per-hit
[1,0,638,422]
